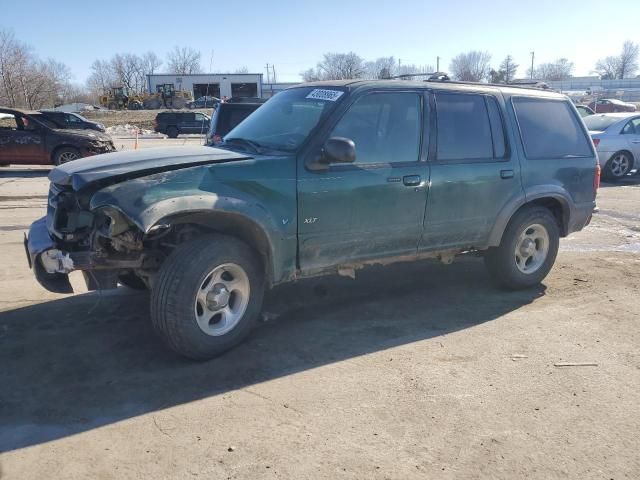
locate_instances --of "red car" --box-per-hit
[588,98,637,113]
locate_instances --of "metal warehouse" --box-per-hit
[146,73,263,99]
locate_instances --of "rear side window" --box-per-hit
[159,113,176,123]
[435,93,494,161]
[218,107,255,136]
[513,98,592,159]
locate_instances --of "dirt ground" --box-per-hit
[82,108,212,130]
[0,157,639,479]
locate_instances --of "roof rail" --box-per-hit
[387,72,553,91]
[390,71,449,80]
[422,77,553,91]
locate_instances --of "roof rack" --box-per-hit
[390,72,552,91]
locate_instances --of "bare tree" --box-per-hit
[618,41,639,78]
[449,51,492,82]
[530,58,574,81]
[301,67,321,82]
[500,55,518,82]
[141,51,162,76]
[0,29,72,108]
[167,46,202,75]
[234,66,249,74]
[301,52,365,81]
[593,56,618,80]
[364,57,397,79]
[595,40,639,79]
[86,59,116,95]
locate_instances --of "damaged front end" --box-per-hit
[25,182,156,293]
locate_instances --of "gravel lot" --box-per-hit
[0,150,639,479]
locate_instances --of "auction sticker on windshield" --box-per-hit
[306,89,344,101]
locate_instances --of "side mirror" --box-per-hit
[323,137,356,164]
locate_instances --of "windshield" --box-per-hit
[223,86,346,152]
[583,115,625,132]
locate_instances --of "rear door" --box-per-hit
[422,91,523,250]
[298,90,430,271]
[178,112,197,133]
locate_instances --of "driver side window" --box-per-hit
[329,92,421,165]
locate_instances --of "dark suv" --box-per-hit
[0,107,114,166]
[206,102,263,144]
[39,110,106,132]
[26,80,598,359]
[153,111,210,138]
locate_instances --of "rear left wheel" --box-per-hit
[485,206,559,290]
[166,126,179,138]
[53,147,81,165]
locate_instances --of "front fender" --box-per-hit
[89,165,298,284]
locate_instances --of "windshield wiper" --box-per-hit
[223,137,263,154]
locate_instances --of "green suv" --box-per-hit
[26,80,599,359]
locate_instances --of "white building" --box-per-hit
[146,73,263,100]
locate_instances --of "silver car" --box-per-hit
[584,113,640,180]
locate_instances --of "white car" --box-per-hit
[584,113,640,180]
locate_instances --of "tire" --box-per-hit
[53,147,81,165]
[150,234,264,360]
[166,126,179,138]
[108,102,118,111]
[118,272,147,290]
[484,206,560,290]
[603,152,633,181]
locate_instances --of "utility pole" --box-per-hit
[265,63,271,84]
[271,65,276,84]
[530,51,535,79]
[436,56,440,72]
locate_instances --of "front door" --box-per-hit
[0,114,45,164]
[421,91,523,250]
[297,90,429,272]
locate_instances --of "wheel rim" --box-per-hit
[514,223,550,274]
[194,263,250,336]
[58,151,79,163]
[610,154,630,177]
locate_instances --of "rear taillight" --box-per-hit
[213,134,222,144]
[594,163,601,192]
[592,138,600,147]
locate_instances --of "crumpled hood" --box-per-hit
[49,146,251,190]
[53,128,112,142]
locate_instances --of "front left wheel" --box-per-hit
[150,235,264,360]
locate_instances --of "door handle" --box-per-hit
[500,169,514,179]
[402,175,421,186]
[631,140,640,144]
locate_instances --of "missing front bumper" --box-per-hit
[25,217,73,294]
[26,216,144,293]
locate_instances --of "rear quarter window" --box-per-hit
[513,97,592,159]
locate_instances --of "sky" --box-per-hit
[1,0,639,85]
